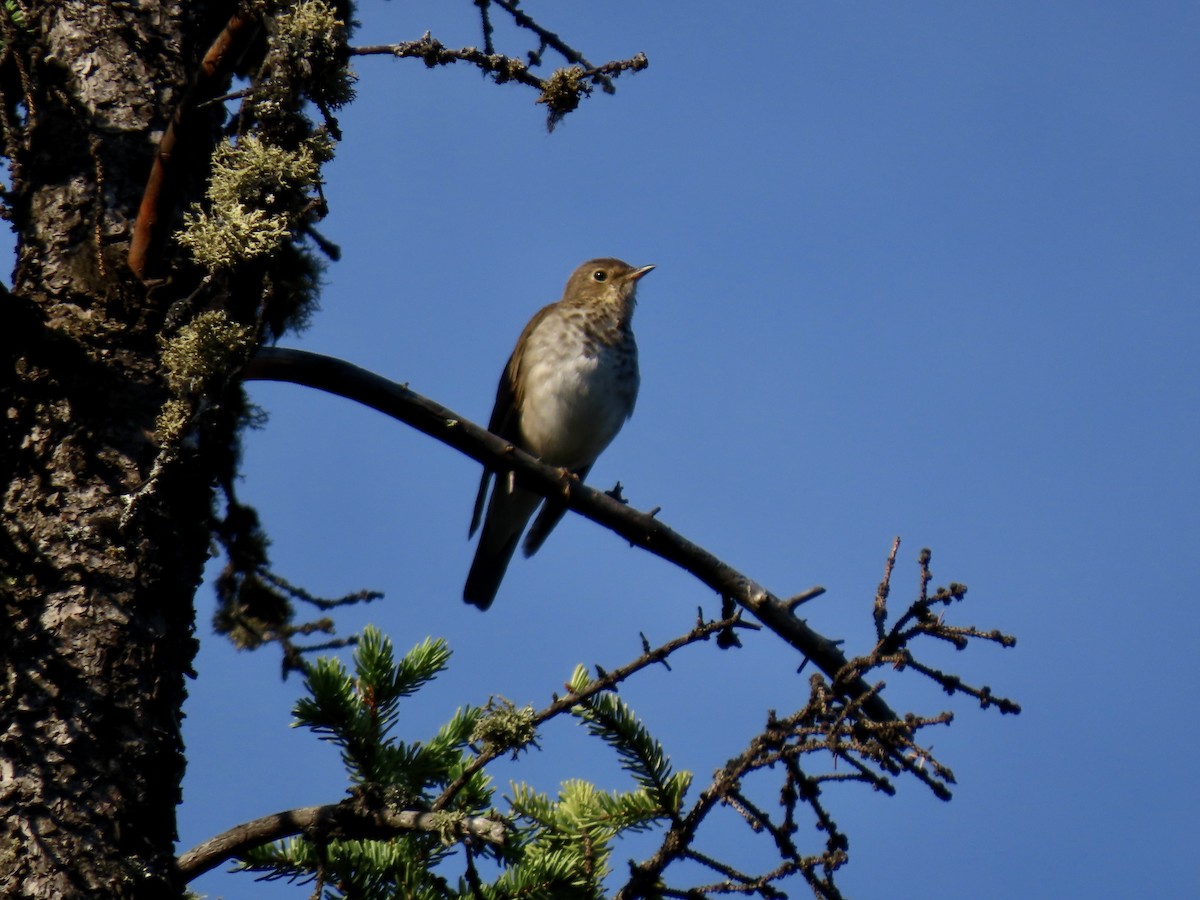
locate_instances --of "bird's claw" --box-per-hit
[557,467,578,497]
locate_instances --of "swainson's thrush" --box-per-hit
[464,258,655,609]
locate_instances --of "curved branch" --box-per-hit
[239,348,900,727]
[177,803,505,882]
[129,11,260,280]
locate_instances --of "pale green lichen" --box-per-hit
[178,134,331,270]
[270,0,356,108]
[206,134,330,209]
[425,810,467,847]
[154,397,193,445]
[160,310,256,395]
[538,66,591,131]
[156,311,256,441]
[178,203,291,270]
[470,697,538,758]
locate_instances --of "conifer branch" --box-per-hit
[431,610,747,811]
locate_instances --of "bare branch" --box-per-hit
[581,52,650,87]
[177,802,505,883]
[350,30,647,130]
[490,0,612,88]
[237,351,1019,897]
[476,0,496,55]
[873,535,900,638]
[239,347,902,728]
[609,538,1019,898]
[351,33,543,89]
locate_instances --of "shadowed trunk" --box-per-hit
[0,3,227,895]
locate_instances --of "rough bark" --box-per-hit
[0,3,228,896]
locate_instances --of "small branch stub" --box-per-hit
[785,586,827,612]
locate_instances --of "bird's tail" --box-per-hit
[463,484,540,610]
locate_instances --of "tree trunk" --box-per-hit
[1,3,223,896]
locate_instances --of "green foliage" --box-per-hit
[504,780,671,899]
[3,1,28,35]
[239,629,690,898]
[243,833,457,898]
[293,628,459,786]
[566,666,692,816]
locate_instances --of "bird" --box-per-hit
[464,257,655,609]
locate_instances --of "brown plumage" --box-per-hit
[464,258,655,609]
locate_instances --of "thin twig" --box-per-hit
[475,0,495,55]
[873,535,900,639]
[351,34,543,89]
[431,612,746,811]
[490,0,608,85]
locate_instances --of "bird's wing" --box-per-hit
[469,358,518,537]
[470,304,556,537]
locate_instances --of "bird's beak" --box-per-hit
[628,264,656,282]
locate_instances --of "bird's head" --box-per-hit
[563,258,655,312]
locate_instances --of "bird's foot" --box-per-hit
[556,467,580,497]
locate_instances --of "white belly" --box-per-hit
[519,332,637,470]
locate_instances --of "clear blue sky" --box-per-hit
[179,2,1198,897]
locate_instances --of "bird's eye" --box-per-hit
[592,270,607,282]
